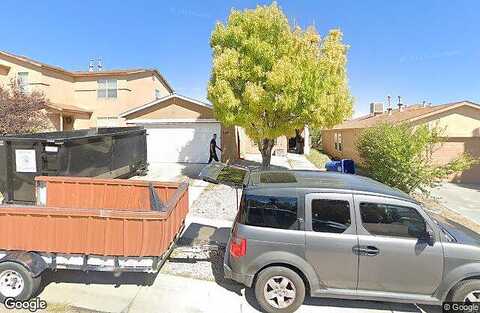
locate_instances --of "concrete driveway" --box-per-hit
[430,183,480,224]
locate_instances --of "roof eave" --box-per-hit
[120,94,212,118]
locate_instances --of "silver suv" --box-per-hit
[201,164,480,313]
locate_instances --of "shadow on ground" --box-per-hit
[232,158,289,171]
[453,183,480,192]
[36,269,158,298]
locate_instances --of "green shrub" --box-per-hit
[306,149,330,169]
[310,127,322,150]
[356,123,477,194]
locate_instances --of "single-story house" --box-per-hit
[322,100,480,184]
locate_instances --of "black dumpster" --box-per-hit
[0,127,147,203]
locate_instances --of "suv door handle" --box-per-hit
[364,246,379,256]
[352,245,380,256]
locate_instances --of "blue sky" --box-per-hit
[1,0,478,116]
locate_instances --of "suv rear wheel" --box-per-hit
[254,266,305,313]
[449,279,480,304]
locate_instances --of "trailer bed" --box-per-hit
[0,177,189,262]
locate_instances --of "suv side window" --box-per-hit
[311,199,351,234]
[239,195,298,230]
[360,202,426,238]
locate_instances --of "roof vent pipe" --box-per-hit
[398,96,404,112]
[387,95,393,115]
[88,59,95,72]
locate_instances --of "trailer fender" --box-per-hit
[0,251,48,277]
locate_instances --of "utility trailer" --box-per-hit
[0,127,147,204]
[0,176,189,300]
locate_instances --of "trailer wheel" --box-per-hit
[0,262,40,301]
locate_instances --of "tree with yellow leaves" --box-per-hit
[208,2,353,168]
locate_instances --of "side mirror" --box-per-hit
[408,223,435,246]
[421,229,436,246]
[408,222,426,238]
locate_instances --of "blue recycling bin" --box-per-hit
[325,159,355,174]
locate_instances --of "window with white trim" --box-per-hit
[97,79,117,98]
[155,89,161,99]
[17,72,29,93]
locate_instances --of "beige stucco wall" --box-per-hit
[0,55,75,106]
[413,105,480,137]
[0,54,171,130]
[237,127,288,157]
[322,128,363,164]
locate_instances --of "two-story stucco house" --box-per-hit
[0,50,173,130]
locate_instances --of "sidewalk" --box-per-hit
[32,271,439,313]
[243,153,318,170]
[430,183,480,225]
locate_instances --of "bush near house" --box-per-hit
[307,149,330,169]
[0,80,49,135]
[356,123,477,194]
[310,127,322,150]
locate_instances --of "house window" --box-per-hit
[155,89,161,99]
[17,72,29,92]
[338,133,343,152]
[334,132,343,151]
[97,79,117,98]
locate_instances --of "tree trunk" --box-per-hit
[259,138,275,170]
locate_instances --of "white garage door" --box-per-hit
[145,122,221,163]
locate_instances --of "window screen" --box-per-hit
[239,195,298,230]
[17,72,29,92]
[311,199,351,233]
[98,79,117,98]
[360,202,425,238]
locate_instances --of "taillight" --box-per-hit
[230,234,247,258]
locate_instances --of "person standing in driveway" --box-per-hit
[209,133,222,163]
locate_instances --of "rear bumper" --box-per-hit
[224,263,254,287]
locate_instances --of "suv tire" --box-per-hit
[449,279,480,304]
[0,262,40,301]
[254,266,305,313]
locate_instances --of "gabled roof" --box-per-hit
[120,93,212,118]
[0,50,173,93]
[330,100,480,130]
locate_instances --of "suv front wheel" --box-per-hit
[254,266,305,313]
[449,279,480,303]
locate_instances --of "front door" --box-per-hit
[354,195,444,295]
[305,193,358,290]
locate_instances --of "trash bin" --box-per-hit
[0,127,147,204]
[325,159,355,174]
